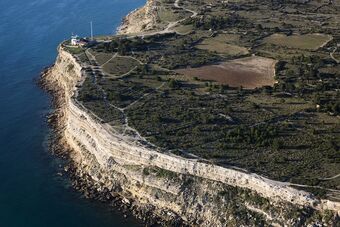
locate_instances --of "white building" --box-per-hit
[70,35,89,47]
[71,35,80,46]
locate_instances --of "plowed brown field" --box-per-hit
[176,56,277,89]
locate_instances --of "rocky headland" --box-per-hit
[40,0,340,226]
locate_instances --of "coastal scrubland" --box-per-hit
[65,0,339,202]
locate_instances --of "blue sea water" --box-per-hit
[0,0,144,226]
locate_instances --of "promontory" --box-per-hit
[41,0,340,225]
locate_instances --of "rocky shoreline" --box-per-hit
[37,0,339,224]
[117,0,158,35]
[38,68,187,226]
[38,46,339,226]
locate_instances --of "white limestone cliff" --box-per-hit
[40,46,339,226]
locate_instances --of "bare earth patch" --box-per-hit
[176,56,277,89]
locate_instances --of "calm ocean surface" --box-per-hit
[0,0,144,226]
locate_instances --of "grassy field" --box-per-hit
[197,34,249,56]
[174,24,193,34]
[94,52,115,65]
[263,33,333,50]
[63,46,84,55]
[102,56,141,76]
[157,6,190,22]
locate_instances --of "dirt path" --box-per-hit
[330,47,340,64]
[124,82,165,110]
[174,0,197,17]
[101,52,118,66]
[163,0,198,33]
[320,173,340,181]
[85,48,96,62]
[136,0,198,37]
[87,49,143,79]
[245,204,281,227]
[107,81,165,146]
[288,183,340,193]
[85,46,165,146]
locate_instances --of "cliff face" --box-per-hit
[41,46,339,226]
[117,0,158,35]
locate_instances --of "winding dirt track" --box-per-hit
[330,47,340,64]
[138,0,198,37]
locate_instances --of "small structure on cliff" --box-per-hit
[71,35,80,45]
[70,22,95,47]
[71,35,89,47]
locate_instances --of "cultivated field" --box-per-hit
[176,56,277,88]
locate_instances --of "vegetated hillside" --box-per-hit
[67,0,339,201]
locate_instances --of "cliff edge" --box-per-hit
[117,0,158,35]
[41,0,340,225]
[40,44,339,225]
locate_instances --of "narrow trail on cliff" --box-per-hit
[84,46,167,149]
[108,78,166,148]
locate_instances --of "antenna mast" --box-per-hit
[90,21,93,40]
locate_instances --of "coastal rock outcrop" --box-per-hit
[117,0,158,35]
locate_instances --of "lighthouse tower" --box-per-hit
[71,35,79,46]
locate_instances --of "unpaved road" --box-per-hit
[330,47,340,64]
[139,0,198,36]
